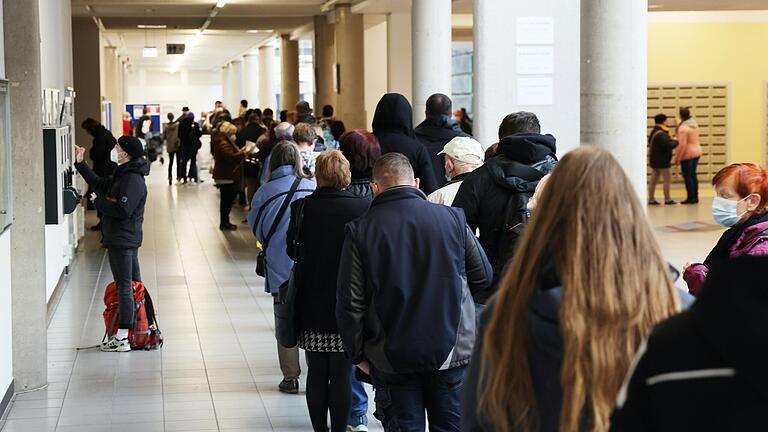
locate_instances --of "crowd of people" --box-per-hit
[75,90,768,432]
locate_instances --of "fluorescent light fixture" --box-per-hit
[247,29,274,33]
[137,24,167,29]
[142,46,158,57]
[189,31,203,47]
[216,0,227,7]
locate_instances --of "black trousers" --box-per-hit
[168,151,184,180]
[181,147,198,180]
[305,351,352,432]
[680,157,700,202]
[107,248,141,329]
[218,183,237,226]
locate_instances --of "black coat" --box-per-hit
[452,134,557,303]
[347,177,373,203]
[611,256,768,431]
[286,188,370,334]
[236,122,266,149]
[414,115,470,188]
[648,126,678,169]
[89,125,117,176]
[75,158,149,249]
[178,115,201,150]
[372,94,438,195]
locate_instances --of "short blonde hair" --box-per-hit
[219,121,238,135]
[315,150,351,190]
[293,122,317,145]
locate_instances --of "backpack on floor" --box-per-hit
[103,281,164,350]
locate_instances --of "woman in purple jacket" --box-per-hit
[684,163,768,295]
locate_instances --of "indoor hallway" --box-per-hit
[0,165,380,432]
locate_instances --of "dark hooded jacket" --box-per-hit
[372,94,438,195]
[611,256,768,431]
[89,124,118,176]
[236,121,266,149]
[414,114,470,189]
[452,133,557,303]
[75,158,149,249]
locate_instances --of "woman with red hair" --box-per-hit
[684,163,768,295]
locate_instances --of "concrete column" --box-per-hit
[334,4,366,130]
[4,0,47,392]
[473,1,580,151]
[387,12,412,103]
[581,0,648,200]
[314,14,336,113]
[280,35,300,111]
[72,17,101,149]
[258,44,276,110]
[221,63,231,109]
[244,54,259,109]
[231,58,244,112]
[411,0,452,124]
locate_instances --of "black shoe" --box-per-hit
[665,200,678,205]
[278,378,299,394]
[648,200,660,206]
[681,199,699,205]
[219,223,237,231]
[90,223,102,231]
[168,178,172,185]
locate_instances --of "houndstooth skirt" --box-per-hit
[298,330,345,353]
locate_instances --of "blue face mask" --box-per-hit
[712,196,746,227]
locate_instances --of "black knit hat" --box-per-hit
[118,136,144,159]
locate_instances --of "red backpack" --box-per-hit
[103,281,163,350]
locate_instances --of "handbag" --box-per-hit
[254,178,302,278]
[274,199,305,348]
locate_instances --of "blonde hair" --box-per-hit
[479,146,679,432]
[219,121,238,136]
[315,150,351,190]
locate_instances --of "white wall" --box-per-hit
[125,68,223,118]
[0,0,12,399]
[39,0,74,92]
[364,15,388,130]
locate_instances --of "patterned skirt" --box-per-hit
[298,330,345,353]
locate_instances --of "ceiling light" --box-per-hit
[142,46,158,57]
[247,29,274,33]
[216,0,227,8]
[137,24,167,29]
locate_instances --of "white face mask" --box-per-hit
[110,148,119,164]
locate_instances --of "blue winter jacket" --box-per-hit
[248,165,315,293]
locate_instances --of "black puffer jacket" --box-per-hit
[452,133,557,303]
[414,114,469,189]
[89,125,118,176]
[75,158,149,249]
[372,94,438,195]
[347,177,373,203]
[611,256,768,431]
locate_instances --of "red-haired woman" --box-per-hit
[684,163,768,295]
[339,129,381,202]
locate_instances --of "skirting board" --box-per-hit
[0,380,14,421]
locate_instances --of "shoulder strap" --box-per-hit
[289,199,307,263]
[263,178,302,249]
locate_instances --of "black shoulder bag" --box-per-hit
[274,199,305,348]
[256,178,302,278]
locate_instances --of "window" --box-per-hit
[0,80,10,234]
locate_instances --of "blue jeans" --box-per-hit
[680,157,699,202]
[350,367,368,418]
[371,366,466,432]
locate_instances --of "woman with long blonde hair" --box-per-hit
[461,146,680,432]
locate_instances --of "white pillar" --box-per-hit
[411,0,452,124]
[231,58,245,112]
[473,1,580,151]
[244,54,259,109]
[387,12,412,103]
[258,45,276,110]
[221,63,231,109]
[581,0,648,201]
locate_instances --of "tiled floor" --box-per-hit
[0,164,381,432]
[0,161,724,432]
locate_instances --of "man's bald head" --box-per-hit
[372,153,417,193]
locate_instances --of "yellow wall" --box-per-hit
[649,22,768,165]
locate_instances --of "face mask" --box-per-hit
[712,196,748,227]
[445,175,452,182]
[110,148,119,164]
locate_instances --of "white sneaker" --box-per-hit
[100,336,131,352]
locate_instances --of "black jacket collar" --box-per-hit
[496,133,557,164]
[371,186,426,207]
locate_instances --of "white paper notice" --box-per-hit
[516,46,554,75]
[516,17,554,45]
[517,77,553,106]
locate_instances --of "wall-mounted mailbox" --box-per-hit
[44,126,79,225]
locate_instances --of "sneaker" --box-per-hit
[100,336,130,352]
[348,415,368,431]
[648,200,660,206]
[664,200,678,205]
[278,378,299,394]
[219,223,238,231]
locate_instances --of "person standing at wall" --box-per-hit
[648,113,678,205]
[675,107,702,204]
[74,136,150,352]
[81,118,118,231]
[163,112,181,185]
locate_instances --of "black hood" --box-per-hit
[496,133,557,165]
[485,153,555,192]
[115,157,150,177]
[693,256,768,398]
[372,93,414,137]
[414,115,467,140]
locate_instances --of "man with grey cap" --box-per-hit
[428,136,485,206]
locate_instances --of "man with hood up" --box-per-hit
[452,111,557,304]
[372,93,438,195]
[414,93,470,189]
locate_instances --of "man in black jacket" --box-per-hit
[648,113,678,205]
[611,256,768,431]
[81,118,118,230]
[336,153,492,431]
[452,111,557,304]
[372,93,438,195]
[414,93,470,189]
[74,136,149,353]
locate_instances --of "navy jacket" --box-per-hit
[336,186,492,374]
